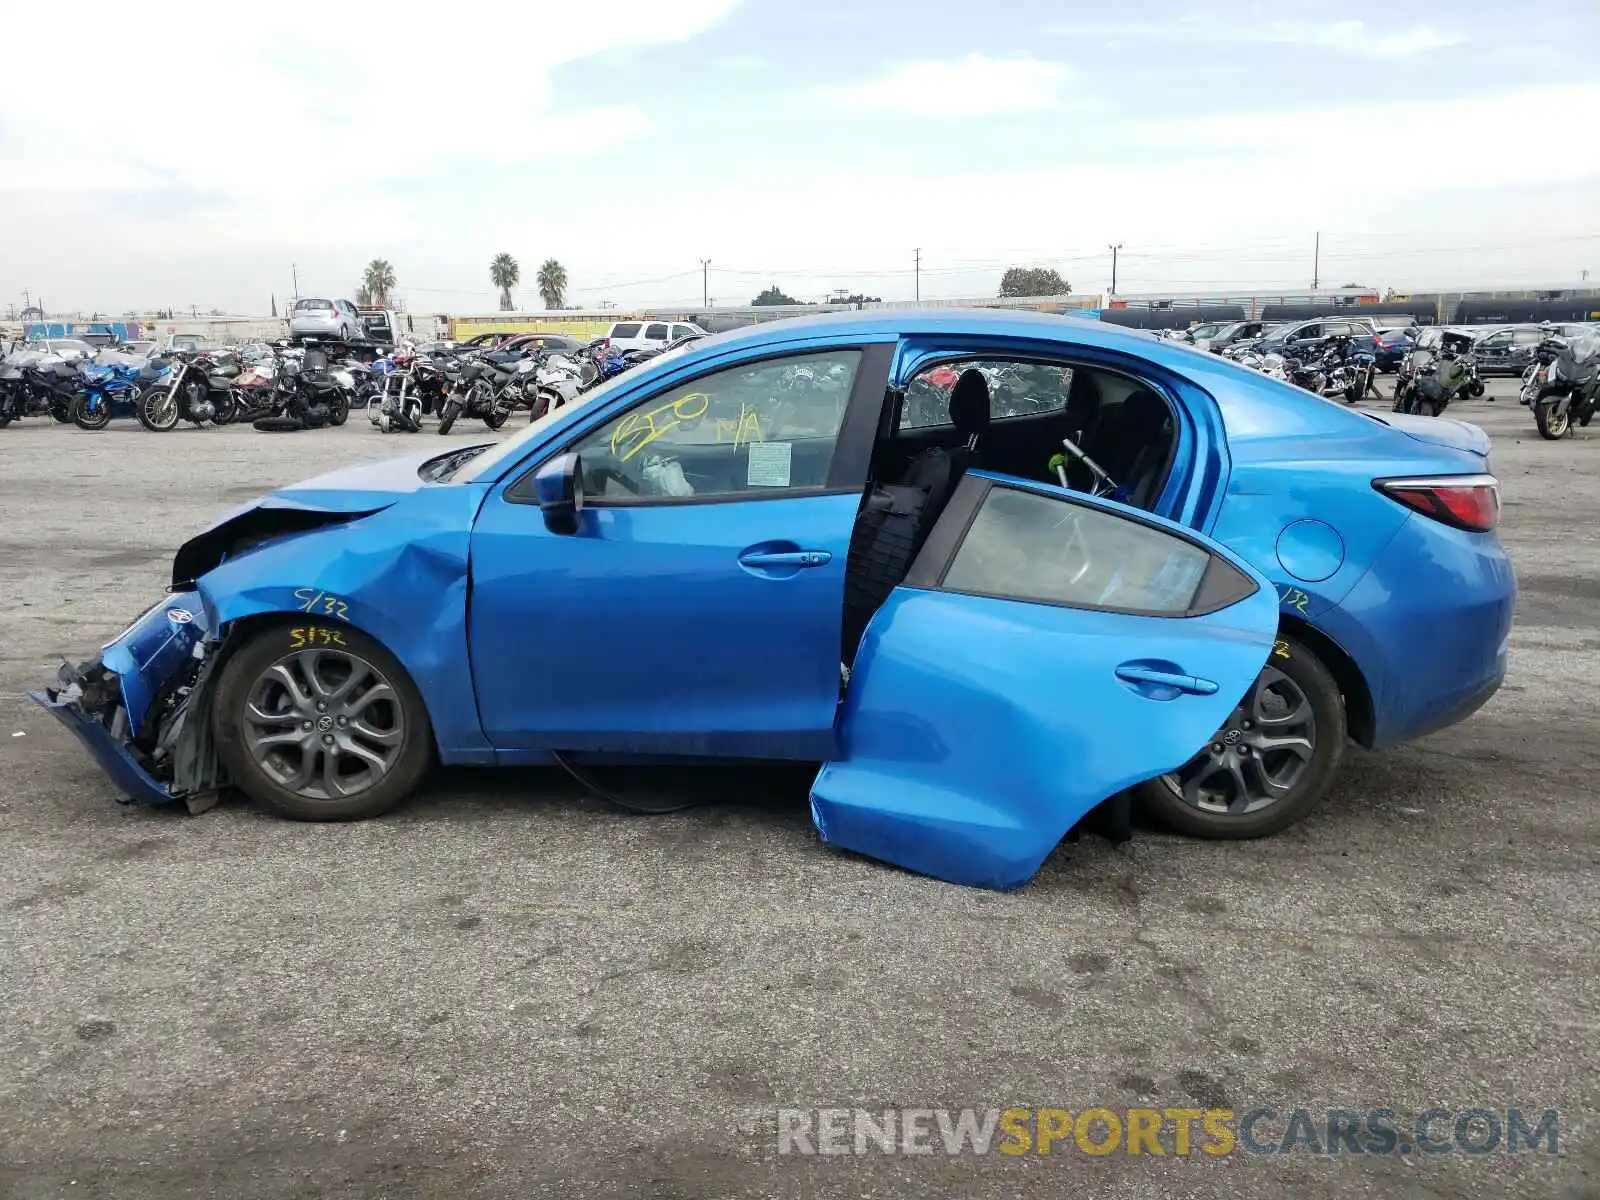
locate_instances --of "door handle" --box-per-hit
[1114,665,1219,696]
[738,549,832,568]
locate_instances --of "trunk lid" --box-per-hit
[1361,411,1490,460]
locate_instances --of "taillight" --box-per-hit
[1375,475,1499,532]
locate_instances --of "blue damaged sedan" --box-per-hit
[32,310,1515,889]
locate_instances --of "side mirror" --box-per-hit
[534,452,584,535]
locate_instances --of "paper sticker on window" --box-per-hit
[746,441,793,488]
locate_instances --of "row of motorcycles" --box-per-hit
[0,333,668,436]
[0,341,353,432]
[367,336,667,434]
[1227,334,1380,406]
[1388,322,1598,439]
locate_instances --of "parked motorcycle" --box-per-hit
[437,354,530,433]
[251,348,350,432]
[134,351,239,430]
[72,360,143,430]
[1392,331,1476,417]
[1529,329,1600,440]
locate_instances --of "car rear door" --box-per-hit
[814,472,1279,889]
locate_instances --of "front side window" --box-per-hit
[938,485,1239,615]
[559,350,861,501]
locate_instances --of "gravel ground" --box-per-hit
[0,379,1595,1199]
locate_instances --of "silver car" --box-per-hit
[290,297,361,341]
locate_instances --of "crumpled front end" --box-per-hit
[30,592,227,809]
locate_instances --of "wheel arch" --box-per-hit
[1279,613,1375,748]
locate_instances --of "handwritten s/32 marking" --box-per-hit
[288,626,346,649]
[293,588,350,620]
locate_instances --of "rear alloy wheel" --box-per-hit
[1134,636,1345,838]
[213,623,433,820]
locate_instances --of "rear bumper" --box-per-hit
[1318,515,1515,749]
[28,686,175,806]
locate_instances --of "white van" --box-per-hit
[606,319,705,353]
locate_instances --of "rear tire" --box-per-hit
[482,408,509,430]
[213,622,433,821]
[211,392,239,425]
[1134,635,1346,839]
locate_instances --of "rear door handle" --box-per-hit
[738,550,833,568]
[1114,665,1220,696]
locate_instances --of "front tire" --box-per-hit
[137,385,180,432]
[327,392,350,426]
[213,622,433,821]
[1134,635,1346,839]
[72,394,112,431]
[1534,388,1571,440]
[437,398,462,434]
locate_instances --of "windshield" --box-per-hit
[451,341,700,484]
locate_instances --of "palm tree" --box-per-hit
[490,253,520,312]
[536,259,568,310]
[363,259,396,307]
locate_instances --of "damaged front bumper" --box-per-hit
[30,666,175,805]
[29,592,226,809]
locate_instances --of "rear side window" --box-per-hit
[902,360,1074,429]
[672,325,695,340]
[610,323,642,338]
[935,485,1252,616]
[645,323,669,340]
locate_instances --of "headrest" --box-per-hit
[948,369,991,437]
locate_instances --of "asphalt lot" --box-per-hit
[1,379,1596,1200]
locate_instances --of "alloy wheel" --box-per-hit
[1162,666,1316,815]
[242,648,405,801]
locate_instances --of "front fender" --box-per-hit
[194,489,493,762]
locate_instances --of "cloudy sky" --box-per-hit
[2,0,1597,315]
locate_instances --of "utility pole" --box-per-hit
[291,264,299,303]
[699,258,711,307]
[1312,232,1320,290]
[913,248,922,302]
[1107,244,1122,296]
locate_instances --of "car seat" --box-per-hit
[899,368,991,525]
[1088,388,1171,509]
[840,369,991,664]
